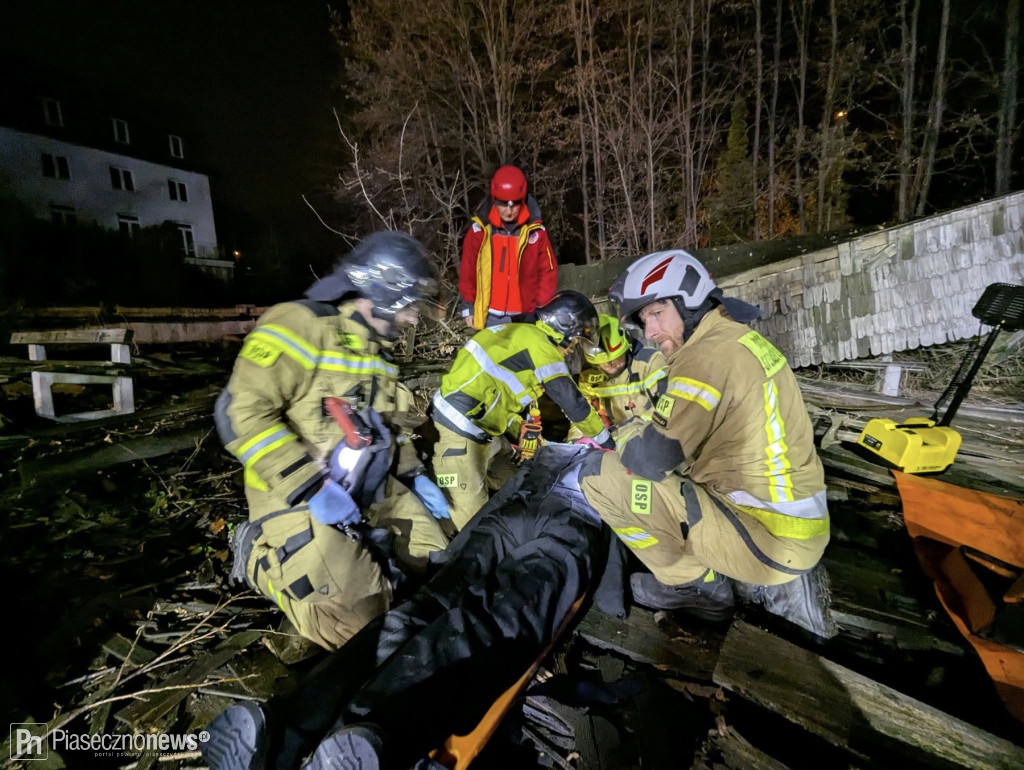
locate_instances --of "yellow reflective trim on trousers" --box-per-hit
[611,526,659,549]
[761,380,794,503]
[734,503,829,540]
[244,467,269,491]
[666,376,721,411]
[267,578,285,610]
[254,324,318,369]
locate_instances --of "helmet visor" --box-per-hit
[378,264,439,315]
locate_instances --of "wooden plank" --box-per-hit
[114,630,262,729]
[713,620,1024,770]
[11,329,132,345]
[101,633,156,665]
[700,728,793,770]
[19,425,210,488]
[823,549,964,654]
[575,606,722,682]
[0,358,222,377]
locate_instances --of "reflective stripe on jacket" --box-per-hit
[435,323,609,444]
[577,344,668,426]
[214,299,420,510]
[459,200,558,330]
[618,307,828,529]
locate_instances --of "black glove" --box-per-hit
[354,408,393,507]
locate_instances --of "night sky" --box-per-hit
[1,0,343,271]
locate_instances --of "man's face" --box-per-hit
[495,200,523,225]
[638,299,685,356]
[597,356,628,379]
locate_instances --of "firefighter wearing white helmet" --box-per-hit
[568,314,668,441]
[576,249,835,638]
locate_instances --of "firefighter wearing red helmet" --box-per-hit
[459,165,559,330]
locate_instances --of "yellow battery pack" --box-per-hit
[856,416,963,474]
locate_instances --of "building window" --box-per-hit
[112,117,130,144]
[177,224,196,256]
[168,179,188,202]
[110,167,135,191]
[169,134,184,159]
[42,97,63,127]
[117,214,140,237]
[50,204,76,226]
[42,153,70,180]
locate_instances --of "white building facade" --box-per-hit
[0,126,220,261]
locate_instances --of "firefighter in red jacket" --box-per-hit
[459,165,558,330]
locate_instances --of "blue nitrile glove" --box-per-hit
[412,475,451,520]
[308,479,361,527]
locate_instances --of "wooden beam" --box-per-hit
[714,620,1024,769]
[11,329,132,345]
[19,425,211,488]
[575,606,723,682]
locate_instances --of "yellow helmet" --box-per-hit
[584,314,630,365]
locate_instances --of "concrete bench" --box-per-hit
[9,329,135,422]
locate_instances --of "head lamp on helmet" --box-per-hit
[535,290,600,352]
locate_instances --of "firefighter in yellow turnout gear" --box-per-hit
[568,314,668,441]
[215,232,450,651]
[432,290,615,530]
[574,251,835,637]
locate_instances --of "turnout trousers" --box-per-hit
[579,450,828,587]
[244,477,449,651]
[432,422,518,530]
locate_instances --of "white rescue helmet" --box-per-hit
[610,250,716,324]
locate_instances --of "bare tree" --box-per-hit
[752,0,764,240]
[767,0,783,237]
[816,0,839,232]
[910,0,951,216]
[996,0,1021,196]
[896,0,921,222]
[790,0,812,233]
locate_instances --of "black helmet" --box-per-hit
[535,290,601,354]
[306,231,439,320]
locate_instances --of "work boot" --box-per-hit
[736,563,838,639]
[302,723,385,770]
[630,571,735,623]
[201,701,268,770]
[229,520,259,589]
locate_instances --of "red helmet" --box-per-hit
[490,165,527,205]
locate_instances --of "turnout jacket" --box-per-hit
[619,307,828,531]
[433,323,611,446]
[576,342,668,428]
[459,195,558,329]
[215,299,422,513]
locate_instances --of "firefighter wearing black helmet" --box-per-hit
[432,290,615,528]
[214,231,450,651]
